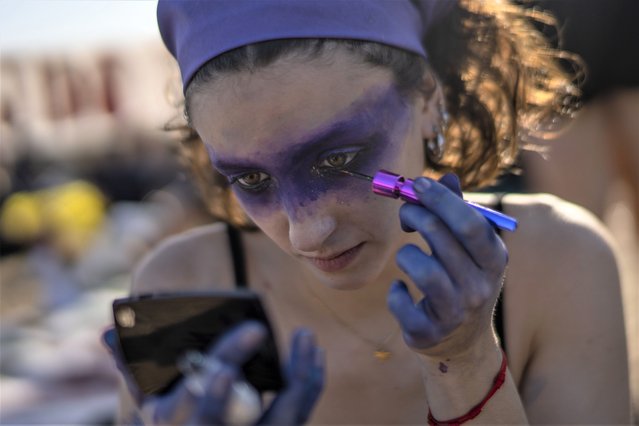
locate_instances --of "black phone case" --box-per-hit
[112,291,285,396]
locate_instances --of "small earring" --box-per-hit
[425,102,449,163]
[425,126,445,162]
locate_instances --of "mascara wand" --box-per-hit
[332,168,518,232]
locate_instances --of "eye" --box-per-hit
[232,171,271,191]
[319,151,358,169]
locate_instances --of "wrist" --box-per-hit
[428,349,508,425]
[418,329,504,421]
[418,322,500,371]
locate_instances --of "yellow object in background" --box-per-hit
[0,181,107,257]
[0,192,44,243]
[42,181,106,237]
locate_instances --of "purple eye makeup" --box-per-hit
[209,86,413,219]
[209,82,519,232]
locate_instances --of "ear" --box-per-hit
[416,71,445,141]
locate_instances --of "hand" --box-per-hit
[103,322,324,425]
[387,173,508,357]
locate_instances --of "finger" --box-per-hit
[150,322,266,425]
[261,330,325,425]
[395,244,462,324]
[287,329,317,381]
[152,362,236,425]
[387,281,442,348]
[208,320,268,366]
[400,174,461,233]
[399,204,481,284]
[193,365,236,424]
[410,177,507,271]
[399,206,499,310]
[437,173,462,197]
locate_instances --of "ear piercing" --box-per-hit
[425,102,449,163]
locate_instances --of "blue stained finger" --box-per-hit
[400,180,507,271]
[395,245,460,323]
[288,329,316,380]
[387,281,436,341]
[437,173,463,197]
[209,321,268,365]
[399,204,483,281]
[260,330,324,425]
[196,366,235,422]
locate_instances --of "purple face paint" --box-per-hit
[209,86,413,220]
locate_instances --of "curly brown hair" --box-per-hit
[165,0,582,230]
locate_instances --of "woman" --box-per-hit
[114,0,631,423]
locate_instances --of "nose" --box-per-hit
[288,208,337,254]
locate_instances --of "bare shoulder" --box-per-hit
[132,222,238,295]
[465,192,630,420]
[485,193,628,422]
[470,191,617,270]
[493,193,622,317]
[502,192,619,271]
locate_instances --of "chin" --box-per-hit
[313,272,370,291]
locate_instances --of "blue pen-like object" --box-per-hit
[336,169,518,232]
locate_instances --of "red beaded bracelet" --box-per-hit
[427,349,508,426]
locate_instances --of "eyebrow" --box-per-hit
[212,86,399,174]
[213,114,375,174]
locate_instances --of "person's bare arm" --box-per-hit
[114,222,237,425]
[393,186,629,424]
[510,195,630,423]
[389,177,529,423]
[132,222,238,295]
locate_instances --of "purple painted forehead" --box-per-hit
[157,0,456,91]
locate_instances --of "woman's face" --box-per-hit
[190,49,437,289]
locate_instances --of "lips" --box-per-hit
[305,243,365,273]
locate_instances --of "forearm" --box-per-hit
[419,330,527,424]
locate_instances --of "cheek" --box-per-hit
[231,188,279,217]
[246,211,290,250]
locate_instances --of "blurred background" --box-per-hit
[0,0,637,424]
[0,1,213,423]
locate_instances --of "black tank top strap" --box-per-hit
[492,192,507,352]
[226,224,248,288]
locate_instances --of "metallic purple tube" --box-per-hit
[371,170,518,232]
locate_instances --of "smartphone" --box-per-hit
[112,290,285,397]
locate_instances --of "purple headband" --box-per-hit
[157,0,456,91]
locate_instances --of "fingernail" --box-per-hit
[412,177,430,193]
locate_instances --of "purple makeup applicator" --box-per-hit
[335,169,518,232]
